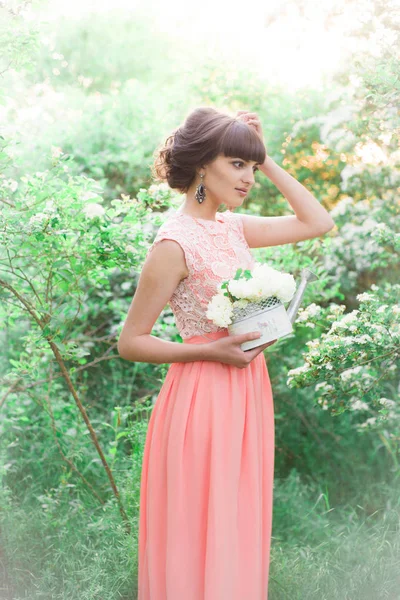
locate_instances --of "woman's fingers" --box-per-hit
[236,110,258,118]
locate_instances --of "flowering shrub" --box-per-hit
[319,195,399,293]
[287,283,400,429]
[0,145,180,528]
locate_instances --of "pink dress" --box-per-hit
[137,209,275,600]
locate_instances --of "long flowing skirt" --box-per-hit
[137,330,275,600]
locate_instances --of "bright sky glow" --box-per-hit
[34,0,376,90]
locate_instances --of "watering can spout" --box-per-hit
[286,268,319,325]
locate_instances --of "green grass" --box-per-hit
[269,473,400,599]
[1,464,399,599]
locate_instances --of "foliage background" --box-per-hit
[0,0,399,598]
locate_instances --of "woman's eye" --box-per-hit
[233,161,259,172]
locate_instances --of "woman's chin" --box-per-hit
[225,201,243,210]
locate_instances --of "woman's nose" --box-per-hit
[242,169,255,185]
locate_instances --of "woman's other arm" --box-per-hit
[117,240,211,365]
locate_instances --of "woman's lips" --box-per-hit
[236,189,247,196]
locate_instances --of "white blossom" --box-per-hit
[27,213,49,232]
[206,292,233,327]
[342,366,363,380]
[2,179,18,192]
[228,278,250,299]
[297,303,322,322]
[315,382,333,391]
[208,261,296,326]
[287,364,311,376]
[83,203,106,218]
[376,305,389,314]
[354,334,372,344]
[357,292,373,302]
[351,399,370,411]
[378,397,396,408]
[358,417,377,428]
[306,339,320,349]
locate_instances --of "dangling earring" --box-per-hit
[195,173,206,204]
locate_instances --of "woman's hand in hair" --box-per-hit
[235,110,265,145]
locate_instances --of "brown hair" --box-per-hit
[151,107,266,193]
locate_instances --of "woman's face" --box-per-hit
[201,153,260,208]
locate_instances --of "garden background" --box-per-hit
[0,0,399,598]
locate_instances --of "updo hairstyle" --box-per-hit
[151,107,266,194]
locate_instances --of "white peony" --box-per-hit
[206,292,233,327]
[227,278,248,299]
[206,261,297,326]
[275,273,297,302]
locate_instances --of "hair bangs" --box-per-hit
[218,120,266,165]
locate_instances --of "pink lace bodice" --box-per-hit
[147,209,256,339]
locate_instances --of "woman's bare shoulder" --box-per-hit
[145,237,189,280]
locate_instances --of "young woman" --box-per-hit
[118,106,335,599]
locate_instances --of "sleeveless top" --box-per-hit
[147,209,256,339]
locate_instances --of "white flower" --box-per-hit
[330,196,354,217]
[206,292,233,327]
[306,339,320,349]
[340,366,363,382]
[376,305,388,314]
[29,213,48,225]
[228,262,296,303]
[357,292,373,302]
[228,278,250,299]
[308,303,322,317]
[370,324,386,333]
[378,397,396,408]
[320,400,329,410]
[342,310,359,323]
[315,382,333,392]
[81,190,102,202]
[210,261,296,325]
[351,399,369,411]
[375,222,387,231]
[330,320,348,332]
[2,179,18,192]
[43,200,58,215]
[27,213,49,232]
[328,303,346,316]
[287,364,310,376]
[362,417,377,427]
[354,334,372,344]
[275,272,297,302]
[83,203,105,218]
